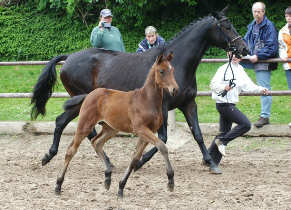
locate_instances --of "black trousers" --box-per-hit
[216,103,251,145]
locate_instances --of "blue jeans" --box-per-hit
[286,69,291,90]
[255,70,272,118]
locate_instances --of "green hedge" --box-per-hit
[0,6,92,60]
[0,2,288,61]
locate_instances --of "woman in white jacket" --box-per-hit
[278,7,291,90]
[278,7,291,128]
[207,52,268,168]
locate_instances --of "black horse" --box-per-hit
[31,7,248,174]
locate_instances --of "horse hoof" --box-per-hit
[104,179,111,190]
[117,190,124,199]
[209,166,222,174]
[167,183,174,192]
[55,186,61,195]
[41,154,50,166]
[201,159,210,167]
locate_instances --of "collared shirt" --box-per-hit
[210,62,265,104]
[136,36,165,53]
[243,16,278,71]
[278,23,291,70]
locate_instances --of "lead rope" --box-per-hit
[218,53,236,97]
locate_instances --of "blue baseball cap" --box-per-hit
[100,9,113,17]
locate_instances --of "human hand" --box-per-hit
[248,55,258,63]
[225,85,231,91]
[98,21,104,31]
[281,56,289,61]
[262,88,269,95]
[232,55,242,63]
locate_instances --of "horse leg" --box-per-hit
[180,100,222,174]
[118,138,148,198]
[55,133,87,195]
[134,103,169,171]
[42,106,79,166]
[90,124,117,190]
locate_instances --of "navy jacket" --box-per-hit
[244,16,278,60]
[136,36,165,53]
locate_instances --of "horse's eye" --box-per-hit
[223,23,231,30]
[225,25,231,30]
[160,69,164,75]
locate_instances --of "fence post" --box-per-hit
[168,110,176,133]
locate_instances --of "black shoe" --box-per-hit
[254,117,269,128]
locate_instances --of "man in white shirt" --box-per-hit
[207,52,268,168]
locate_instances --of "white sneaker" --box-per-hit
[289,123,291,128]
[215,139,226,156]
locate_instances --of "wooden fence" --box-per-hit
[1,58,291,98]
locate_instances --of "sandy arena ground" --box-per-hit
[1,125,291,210]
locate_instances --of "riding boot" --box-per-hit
[208,139,222,166]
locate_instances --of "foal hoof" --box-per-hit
[167,182,174,192]
[209,166,222,174]
[41,154,50,166]
[104,179,111,190]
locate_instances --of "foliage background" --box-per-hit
[0,0,290,123]
[0,0,290,61]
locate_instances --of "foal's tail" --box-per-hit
[63,94,87,111]
[30,55,68,120]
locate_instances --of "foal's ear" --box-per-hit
[155,54,164,64]
[167,51,174,61]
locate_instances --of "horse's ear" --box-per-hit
[167,51,174,61]
[221,5,229,15]
[212,11,219,19]
[213,5,229,18]
[155,54,164,64]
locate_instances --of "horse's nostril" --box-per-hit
[173,88,178,95]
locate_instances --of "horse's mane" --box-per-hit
[165,15,216,46]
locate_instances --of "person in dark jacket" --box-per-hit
[136,26,165,53]
[241,2,278,128]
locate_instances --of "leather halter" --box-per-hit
[216,17,242,54]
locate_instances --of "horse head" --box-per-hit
[211,6,249,57]
[153,51,179,96]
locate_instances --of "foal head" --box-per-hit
[152,52,179,96]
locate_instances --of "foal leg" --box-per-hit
[55,132,87,194]
[135,104,169,171]
[118,139,148,198]
[137,128,174,192]
[91,124,117,190]
[88,127,114,168]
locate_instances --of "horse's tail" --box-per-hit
[63,94,87,111]
[30,55,68,120]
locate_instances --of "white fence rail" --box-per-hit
[1,58,291,98]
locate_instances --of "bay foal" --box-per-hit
[55,52,179,198]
